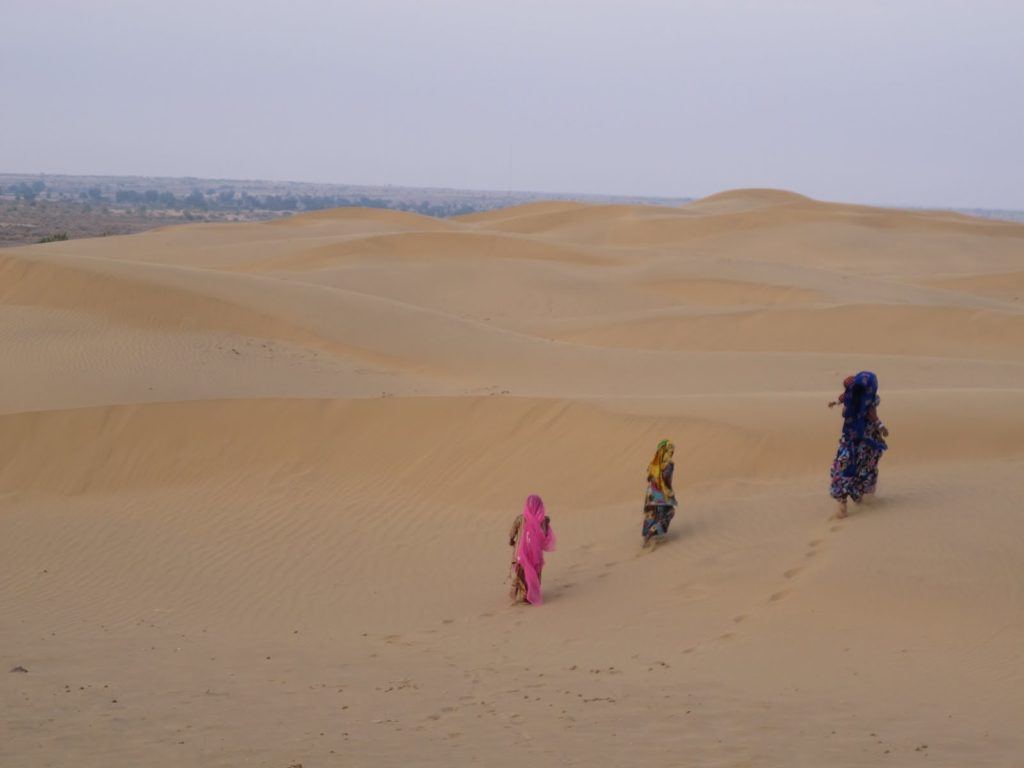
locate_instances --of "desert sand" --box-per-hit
[2,189,1022,766]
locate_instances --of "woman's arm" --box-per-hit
[828,390,848,409]
[508,515,522,546]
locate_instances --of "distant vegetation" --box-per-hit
[106,186,479,217]
[0,173,694,248]
[37,232,69,243]
[7,180,46,203]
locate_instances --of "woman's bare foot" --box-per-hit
[836,499,848,519]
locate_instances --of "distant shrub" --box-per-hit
[12,182,38,202]
[116,189,142,204]
[184,190,207,209]
[38,232,69,243]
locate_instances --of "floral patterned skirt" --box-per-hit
[830,433,886,502]
[643,505,676,539]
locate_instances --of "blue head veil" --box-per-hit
[842,371,879,441]
[841,371,880,476]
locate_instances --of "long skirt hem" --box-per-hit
[830,433,885,502]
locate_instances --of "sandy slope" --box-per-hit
[1,189,1022,767]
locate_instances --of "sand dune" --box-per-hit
[231,230,610,273]
[922,269,1024,302]
[2,190,1022,767]
[679,187,820,216]
[551,303,1024,359]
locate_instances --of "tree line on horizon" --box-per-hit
[0,181,482,217]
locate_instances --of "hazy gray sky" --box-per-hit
[3,0,1022,207]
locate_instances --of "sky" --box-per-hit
[2,0,1022,208]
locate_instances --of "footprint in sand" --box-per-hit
[783,567,802,579]
[718,632,735,641]
[768,590,791,603]
[830,524,843,532]
[808,539,823,548]
[733,614,747,623]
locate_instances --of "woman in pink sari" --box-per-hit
[508,494,556,605]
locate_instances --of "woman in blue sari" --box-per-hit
[829,372,889,518]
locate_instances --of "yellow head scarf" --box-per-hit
[646,439,675,499]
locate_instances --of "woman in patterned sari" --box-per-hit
[508,494,556,604]
[643,439,677,546]
[829,372,889,518]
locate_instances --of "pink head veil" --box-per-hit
[516,494,556,605]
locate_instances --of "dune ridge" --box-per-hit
[2,189,1022,767]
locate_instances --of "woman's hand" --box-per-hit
[881,426,890,437]
[827,400,838,409]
